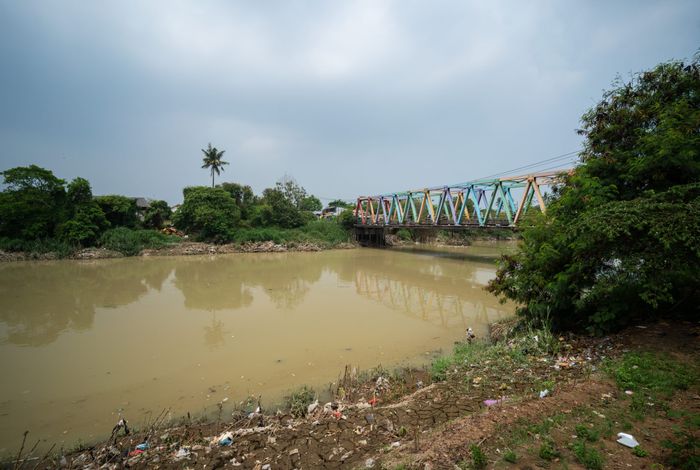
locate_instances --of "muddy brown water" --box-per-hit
[0,243,515,455]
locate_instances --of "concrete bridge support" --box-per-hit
[354,226,386,247]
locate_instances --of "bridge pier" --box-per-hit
[354,226,386,247]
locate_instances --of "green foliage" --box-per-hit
[219,182,257,220]
[575,424,599,442]
[99,227,179,256]
[201,143,228,187]
[284,386,315,418]
[231,219,350,246]
[430,356,451,381]
[0,165,67,240]
[0,237,74,258]
[605,352,694,396]
[173,186,240,241]
[142,200,171,229]
[328,199,353,209]
[469,444,487,469]
[95,195,139,228]
[662,421,699,470]
[488,58,700,332]
[60,177,109,246]
[538,440,559,461]
[258,188,306,228]
[395,229,413,241]
[337,208,356,230]
[570,440,603,470]
[503,449,517,463]
[300,195,322,211]
[632,446,648,457]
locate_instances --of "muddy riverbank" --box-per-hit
[16,320,697,469]
[0,241,357,262]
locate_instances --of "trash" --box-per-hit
[110,418,130,438]
[483,397,506,407]
[375,376,390,391]
[128,449,144,457]
[262,464,271,470]
[215,431,234,446]
[135,442,149,451]
[466,327,476,343]
[472,376,482,385]
[416,380,424,388]
[365,457,376,468]
[625,390,634,395]
[616,432,639,448]
[173,448,191,461]
[368,397,379,406]
[539,389,550,399]
[289,448,299,456]
[390,441,401,448]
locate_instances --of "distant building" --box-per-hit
[321,206,346,218]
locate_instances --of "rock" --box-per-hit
[289,448,299,456]
[262,465,271,470]
[365,458,376,468]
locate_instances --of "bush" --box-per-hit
[488,58,700,333]
[100,227,179,256]
[95,195,139,228]
[173,186,240,242]
[571,440,603,470]
[284,386,315,418]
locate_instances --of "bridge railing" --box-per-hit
[355,171,567,228]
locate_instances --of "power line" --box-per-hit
[475,150,580,180]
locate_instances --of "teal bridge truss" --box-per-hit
[355,171,568,228]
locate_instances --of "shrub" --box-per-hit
[95,195,139,228]
[284,386,315,418]
[470,444,487,469]
[100,227,178,256]
[173,186,240,242]
[571,440,603,470]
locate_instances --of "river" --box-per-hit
[0,243,515,455]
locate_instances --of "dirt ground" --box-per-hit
[11,321,698,469]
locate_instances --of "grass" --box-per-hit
[284,386,316,418]
[0,236,75,258]
[99,227,180,256]
[570,440,603,470]
[538,440,560,460]
[470,444,487,469]
[604,351,697,420]
[231,220,351,247]
[574,424,599,442]
[503,449,518,463]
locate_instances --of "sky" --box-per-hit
[0,1,698,204]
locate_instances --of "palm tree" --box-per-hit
[201,143,229,187]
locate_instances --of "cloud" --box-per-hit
[0,0,698,203]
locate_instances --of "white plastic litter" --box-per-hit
[616,432,639,448]
[539,389,550,398]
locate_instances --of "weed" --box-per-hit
[632,446,648,457]
[538,440,560,461]
[605,352,694,396]
[397,426,408,437]
[470,444,487,469]
[503,449,518,463]
[430,357,452,381]
[575,424,599,442]
[662,423,699,469]
[284,386,315,418]
[570,440,603,470]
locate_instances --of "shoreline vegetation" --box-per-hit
[6,319,697,468]
[0,227,519,263]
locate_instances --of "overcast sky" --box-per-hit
[0,1,698,204]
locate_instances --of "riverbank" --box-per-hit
[18,320,697,469]
[0,240,358,262]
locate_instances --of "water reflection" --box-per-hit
[0,259,172,346]
[0,247,509,347]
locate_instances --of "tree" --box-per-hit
[328,199,353,209]
[58,177,109,246]
[300,195,322,212]
[275,175,307,209]
[201,143,229,188]
[258,188,306,228]
[95,195,139,228]
[173,186,240,241]
[487,58,700,333]
[219,182,257,220]
[0,165,67,240]
[143,200,172,229]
